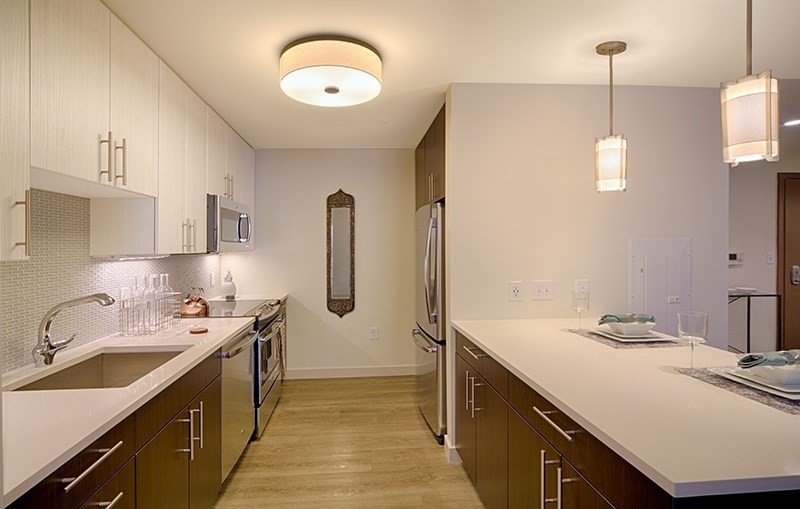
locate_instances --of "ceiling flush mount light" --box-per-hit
[279,35,382,107]
[721,0,779,165]
[595,41,627,192]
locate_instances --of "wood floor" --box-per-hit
[214,376,483,508]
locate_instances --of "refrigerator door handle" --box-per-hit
[428,216,438,324]
[423,216,435,323]
[411,329,437,354]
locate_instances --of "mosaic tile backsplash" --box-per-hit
[0,189,222,373]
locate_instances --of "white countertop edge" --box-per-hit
[3,317,254,503]
[450,320,800,499]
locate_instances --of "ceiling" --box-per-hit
[103,0,800,150]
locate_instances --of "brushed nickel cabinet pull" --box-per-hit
[61,440,124,492]
[99,131,113,183]
[190,219,197,252]
[469,377,476,419]
[532,406,578,442]
[465,370,470,411]
[89,491,124,508]
[198,401,204,449]
[461,345,487,360]
[114,137,127,186]
[14,189,30,256]
[182,221,189,252]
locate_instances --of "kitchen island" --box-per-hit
[452,318,800,507]
[2,317,254,506]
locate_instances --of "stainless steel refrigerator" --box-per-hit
[412,201,446,444]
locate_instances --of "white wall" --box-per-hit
[224,149,416,378]
[728,150,800,353]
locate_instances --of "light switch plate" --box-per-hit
[369,327,379,340]
[532,280,554,300]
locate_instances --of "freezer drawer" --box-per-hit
[412,328,446,443]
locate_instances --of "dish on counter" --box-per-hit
[604,321,656,336]
[709,366,800,399]
[746,364,800,386]
[591,328,673,343]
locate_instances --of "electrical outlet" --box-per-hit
[532,280,554,300]
[210,272,216,288]
[508,281,523,301]
[574,279,590,297]
[767,252,776,265]
[369,327,380,340]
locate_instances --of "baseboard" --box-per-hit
[285,364,416,380]
[444,434,462,464]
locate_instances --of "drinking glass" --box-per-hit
[677,311,709,369]
[572,290,590,330]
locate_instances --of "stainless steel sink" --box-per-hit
[12,349,186,391]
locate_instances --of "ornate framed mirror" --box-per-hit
[327,189,355,317]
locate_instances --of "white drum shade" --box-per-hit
[595,134,627,192]
[721,70,779,165]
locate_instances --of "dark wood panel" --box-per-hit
[561,460,614,509]
[135,351,221,449]
[474,375,507,509]
[189,376,222,509]
[415,137,426,209]
[9,415,135,509]
[508,408,559,509]
[136,411,191,509]
[778,174,800,349]
[79,457,135,509]
[455,353,477,485]
[429,105,446,202]
[455,330,508,398]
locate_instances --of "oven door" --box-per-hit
[255,325,281,404]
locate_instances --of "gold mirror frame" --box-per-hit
[326,189,355,317]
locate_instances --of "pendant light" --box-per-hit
[595,41,627,192]
[720,0,779,165]
[279,35,382,107]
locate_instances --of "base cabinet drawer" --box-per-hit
[79,458,135,509]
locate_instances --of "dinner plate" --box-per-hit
[591,329,674,343]
[708,367,800,400]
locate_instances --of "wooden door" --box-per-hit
[0,0,29,261]
[778,174,800,349]
[508,409,559,508]
[186,89,208,253]
[206,107,228,197]
[475,373,508,509]
[560,461,613,509]
[110,14,158,197]
[136,412,190,509]
[189,378,222,509]
[30,0,110,183]
[157,61,188,254]
[455,354,477,485]
[80,459,135,509]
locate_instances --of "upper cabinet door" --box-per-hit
[206,108,228,198]
[235,137,255,211]
[110,15,158,197]
[30,0,110,184]
[186,89,208,253]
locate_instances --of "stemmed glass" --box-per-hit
[572,290,590,331]
[678,311,709,370]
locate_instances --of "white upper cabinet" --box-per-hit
[225,126,255,209]
[206,107,228,198]
[30,0,158,197]
[1,0,30,260]
[110,15,159,196]
[186,90,208,254]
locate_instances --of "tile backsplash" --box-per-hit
[0,189,222,373]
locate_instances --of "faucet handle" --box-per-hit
[50,334,77,349]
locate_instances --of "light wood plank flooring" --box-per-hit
[214,376,483,508]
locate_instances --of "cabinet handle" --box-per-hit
[461,345,486,360]
[470,378,485,418]
[182,220,189,252]
[114,138,127,186]
[178,410,196,460]
[198,401,204,449]
[557,467,578,509]
[465,370,470,411]
[99,131,113,183]
[542,450,560,507]
[191,219,197,252]
[532,406,578,442]
[230,173,235,200]
[61,440,124,492]
[14,189,30,256]
[88,491,124,508]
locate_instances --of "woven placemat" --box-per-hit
[567,328,688,349]
[677,368,800,415]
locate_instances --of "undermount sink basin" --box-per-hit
[11,348,188,391]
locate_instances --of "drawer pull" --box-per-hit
[461,345,487,360]
[89,491,124,508]
[465,370,470,411]
[532,406,578,442]
[61,440,124,492]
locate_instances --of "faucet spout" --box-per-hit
[33,293,116,365]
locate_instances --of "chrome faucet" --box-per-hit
[33,293,116,366]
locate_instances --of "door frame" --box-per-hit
[776,173,796,349]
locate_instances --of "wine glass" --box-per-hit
[678,311,709,370]
[572,290,590,330]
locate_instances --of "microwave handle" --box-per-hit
[238,213,251,243]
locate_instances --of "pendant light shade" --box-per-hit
[280,36,382,107]
[720,0,779,165]
[595,41,627,193]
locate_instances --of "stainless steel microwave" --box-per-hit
[207,194,252,253]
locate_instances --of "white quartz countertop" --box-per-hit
[2,317,254,504]
[451,319,800,498]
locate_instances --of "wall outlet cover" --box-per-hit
[369,327,380,340]
[508,281,523,302]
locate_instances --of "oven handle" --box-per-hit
[258,328,280,344]
[221,331,256,359]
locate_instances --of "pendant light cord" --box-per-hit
[746,0,752,75]
[609,53,614,136]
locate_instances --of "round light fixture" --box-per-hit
[784,119,800,127]
[279,36,382,107]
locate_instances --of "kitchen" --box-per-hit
[2,0,800,508]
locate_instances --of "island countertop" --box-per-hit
[451,319,800,498]
[2,317,254,504]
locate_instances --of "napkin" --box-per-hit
[598,313,655,325]
[737,350,800,369]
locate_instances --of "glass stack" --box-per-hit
[119,273,181,336]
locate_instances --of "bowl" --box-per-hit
[749,365,800,385]
[605,322,656,336]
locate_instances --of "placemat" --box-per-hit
[677,368,800,415]
[567,328,688,349]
